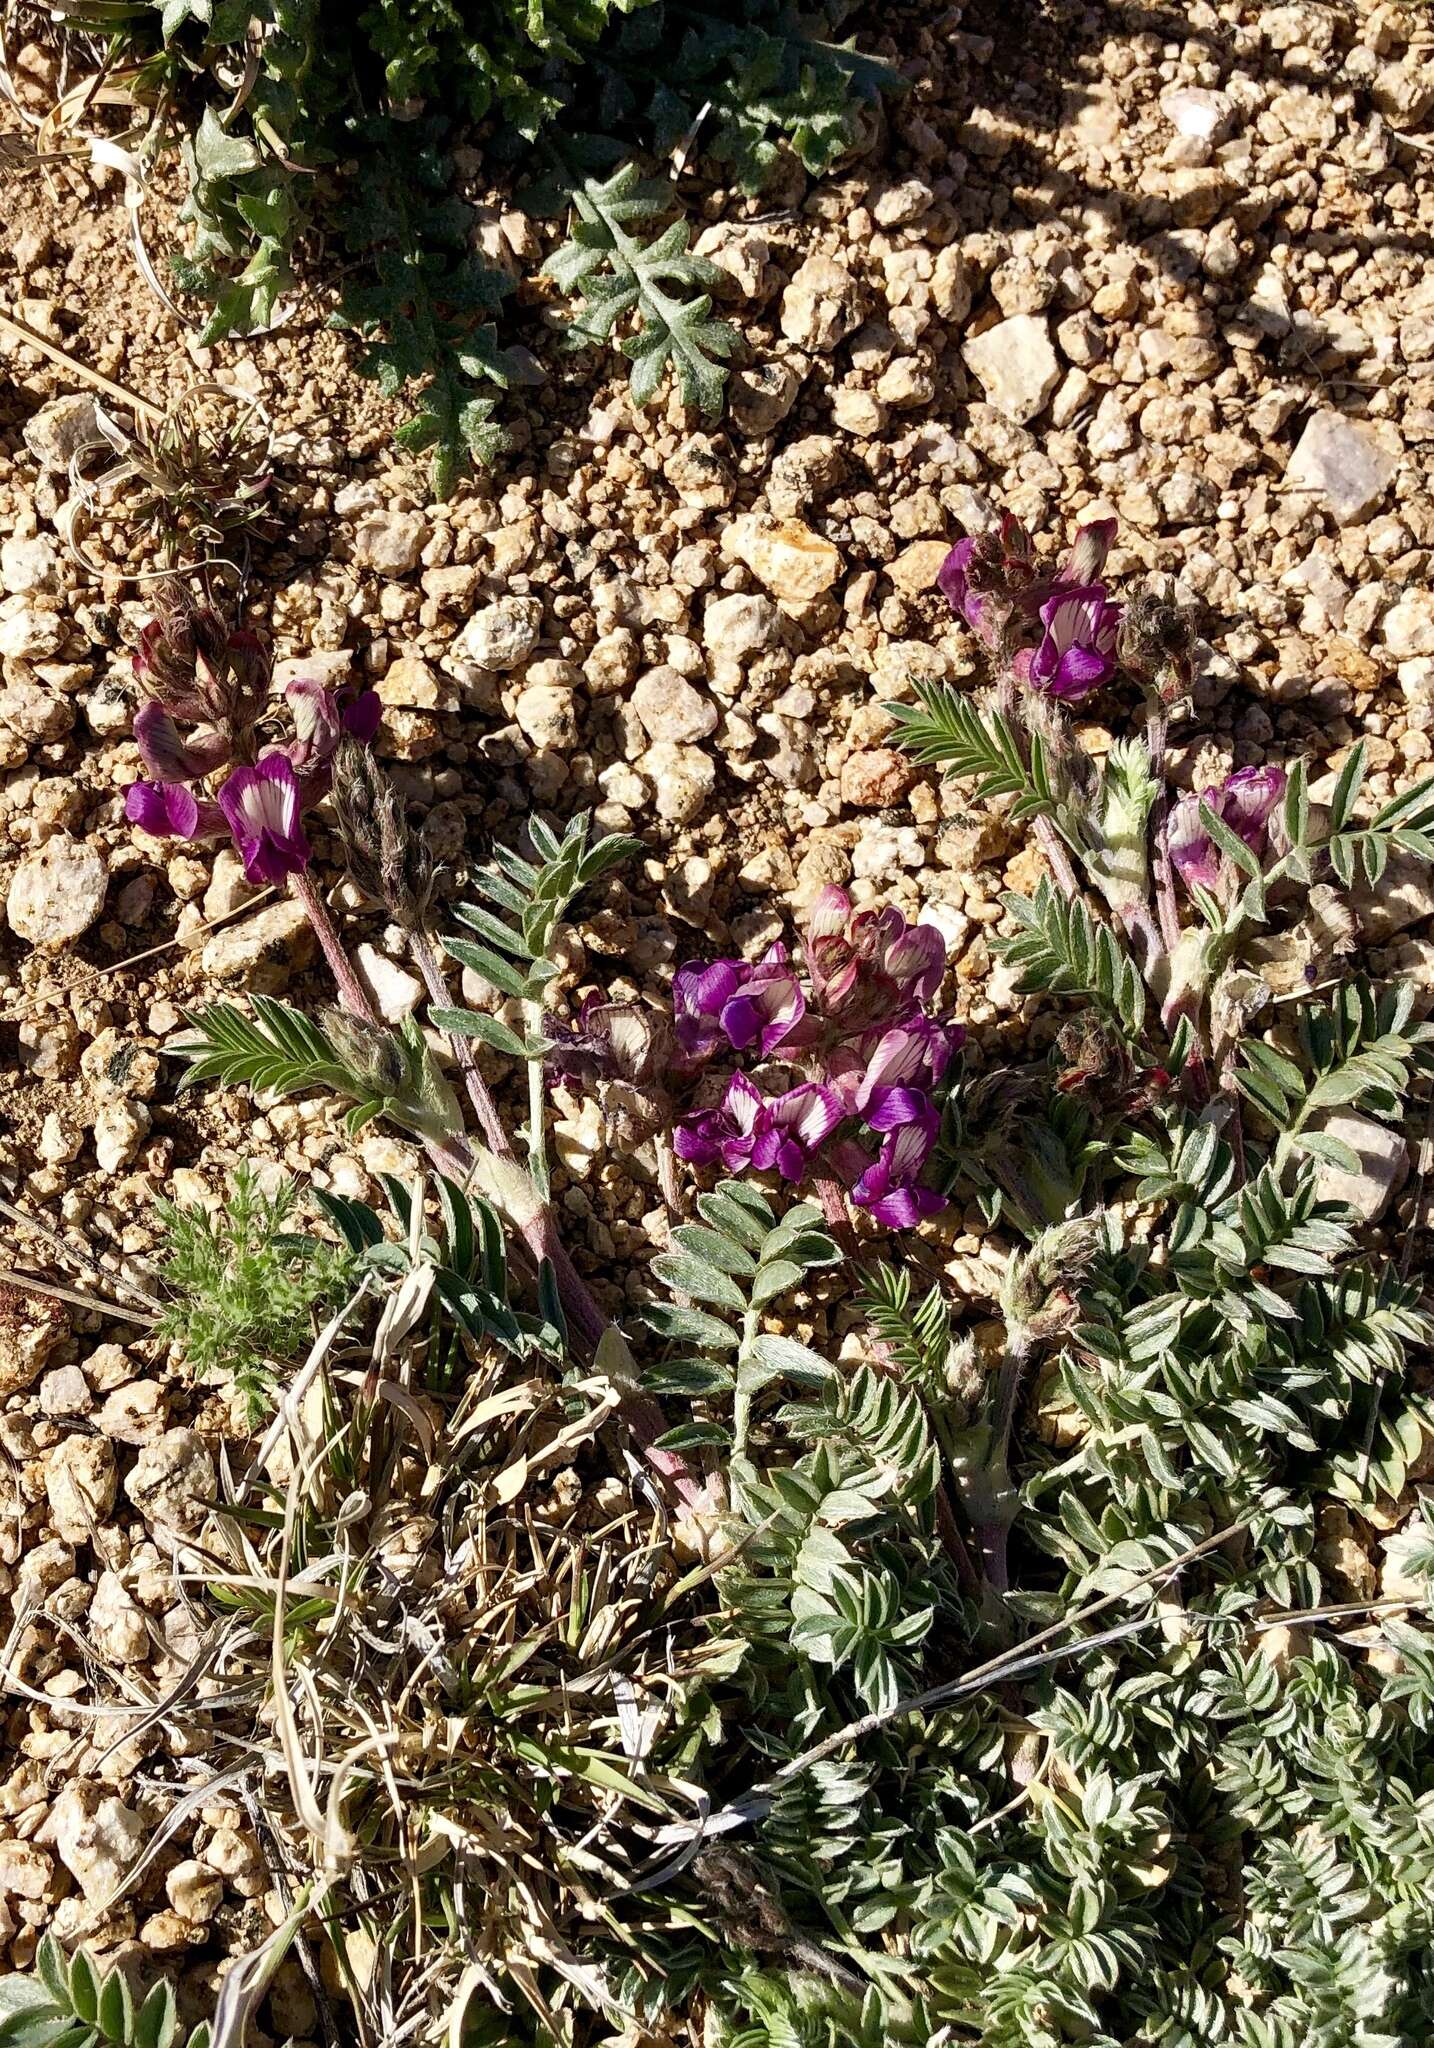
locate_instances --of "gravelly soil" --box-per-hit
[0,0,1430,2009]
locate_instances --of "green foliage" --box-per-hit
[434,812,641,1018]
[173,996,461,1143]
[68,0,897,488]
[155,1164,354,1417]
[0,1939,207,2048]
[641,1179,841,1468]
[885,681,1067,826]
[541,161,737,416]
[997,876,1147,1034]
[1233,981,1434,1171]
[313,1167,563,1373]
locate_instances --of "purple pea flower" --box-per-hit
[842,1014,962,1121]
[1167,765,1287,895]
[850,1102,944,1229]
[672,948,805,1060]
[1014,585,1122,701]
[124,781,223,841]
[937,538,1004,648]
[133,701,231,784]
[675,1074,842,1181]
[216,754,312,885]
[804,889,947,1034]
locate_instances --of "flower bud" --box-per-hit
[324,1010,410,1100]
[1117,589,1198,696]
[999,1219,1101,1350]
[328,738,433,930]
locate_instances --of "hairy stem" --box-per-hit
[408,929,510,1157]
[289,871,377,1021]
[1033,814,1082,903]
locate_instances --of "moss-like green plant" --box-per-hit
[154,1162,354,1417]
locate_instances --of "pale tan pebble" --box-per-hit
[0,1841,56,1902]
[45,1436,117,1542]
[43,1781,144,1905]
[38,1366,91,1420]
[89,1571,150,1664]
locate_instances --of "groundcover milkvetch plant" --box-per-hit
[15,525,1434,2047]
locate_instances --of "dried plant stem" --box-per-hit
[0,305,163,421]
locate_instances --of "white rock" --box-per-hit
[631,667,718,744]
[93,1098,150,1174]
[46,1782,144,1906]
[962,315,1061,424]
[125,1428,217,1534]
[779,254,864,352]
[274,650,352,691]
[1383,592,1434,661]
[723,515,843,607]
[38,1111,82,1165]
[1160,87,1232,141]
[200,899,314,987]
[6,835,107,947]
[45,1437,117,1543]
[1350,846,1434,940]
[89,1571,149,1664]
[1310,1111,1409,1222]
[352,509,429,578]
[355,943,423,1022]
[1284,411,1399,525]
[514,681,577,749]
[0,535,58,595]
[0,599,65,660]
[0,1842,55,1901]
[703,592,783,662]
[638,741,716,824]
[459,597,542,671]
[167,1860,222,1924]
[23,394,99,470]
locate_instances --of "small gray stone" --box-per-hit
[7,835,107,947]
[1284,411,1399,526]
[1310,1111,1409,1223]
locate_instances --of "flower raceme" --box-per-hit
[668,887,962,1228]
[122,604,380,886]
[1166,765,1287,895]
[937,514,1122,702]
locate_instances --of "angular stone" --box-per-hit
[459,597,542,671]
[1284,411,1399,525]
[23,394,99,470]
[631,666,718,744]
[354,943,423,1022]
[1310,1111,1409,1222]
[1383,592,1434,661]
[779,254,864,353]
[7,835,107,947]
[352,509,429,578]
[200,899,315,989]
[962,315,1061,424]
[725,515,842,608]
[703,592,783,662]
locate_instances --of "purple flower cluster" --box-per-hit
[938,514,1122,702]
[122,605,380,886]
[672,888,962,1228]
[1166,765,1287,895]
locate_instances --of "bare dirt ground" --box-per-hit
[0,0,1431,2018]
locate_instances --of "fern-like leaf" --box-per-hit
[886,681,1061,825]
[542,161,737,416]
[172,996,357,1100]
[996,879,1147,1035]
